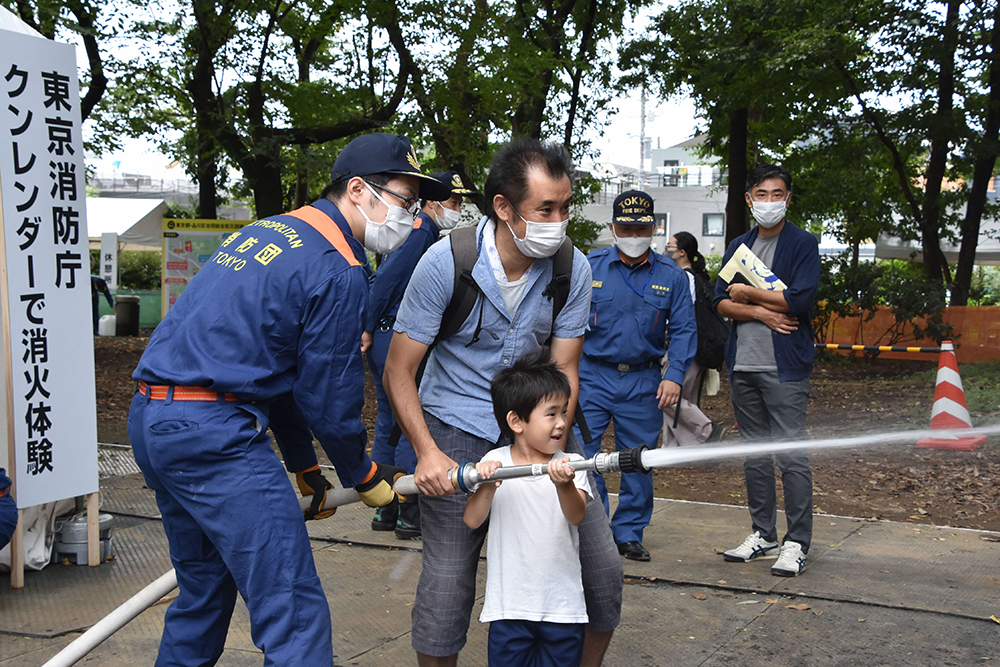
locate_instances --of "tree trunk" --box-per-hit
[952,3,1000,305]
[188,50,218,219]
[920,0,961,286]
[725,107,749,246]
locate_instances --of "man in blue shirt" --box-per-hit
[576,190,696,562]
[714,164,820,577]
[364,171,477,538]
[384,137,622,667]
[128,133,450,666]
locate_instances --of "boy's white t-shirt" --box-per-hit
[477,446,593,624]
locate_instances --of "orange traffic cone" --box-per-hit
[916,341,987,451]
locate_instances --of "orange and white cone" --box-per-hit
[916,341,987,451]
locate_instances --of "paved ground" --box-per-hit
[1,446,998,666]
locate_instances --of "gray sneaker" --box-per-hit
[723,531,780,562]
[771,541,807,576]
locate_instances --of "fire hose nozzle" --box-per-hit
[617,446,649,474]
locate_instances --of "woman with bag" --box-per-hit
[662,232,727,446]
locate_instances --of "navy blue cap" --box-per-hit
[331,133,450,201]
[613,190,655,224]
[429,171,477,196]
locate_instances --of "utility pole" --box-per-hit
[639,86,646,184]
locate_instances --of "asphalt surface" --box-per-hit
[1,446,997,666]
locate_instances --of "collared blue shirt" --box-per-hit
[366,211,441,332]
[713,220,820,382]
[133,198,374,486]
[394,217,592,443]
[584,248,696,385]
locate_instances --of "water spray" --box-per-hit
[42,423,999,666]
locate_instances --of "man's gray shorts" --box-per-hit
[411,412,623,657]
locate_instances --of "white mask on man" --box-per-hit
[750,200,787,228]
[435,205,462,230]
[505,210,568,259]
[612,228,652,258]
[356,181,414,254]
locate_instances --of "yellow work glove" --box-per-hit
[356,462,407,507]
[295,466,336,520]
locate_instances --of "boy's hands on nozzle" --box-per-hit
[547,457,575,486]
[475,460,503,489]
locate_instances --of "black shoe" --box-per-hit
[371,499,398,532]
[617,541,650,562]
[395,496,421,540]
[706,423,727,444]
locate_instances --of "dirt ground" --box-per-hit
[96,335,1000,531]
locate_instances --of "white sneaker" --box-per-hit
[723,531,780,562]
[771,541,807,576]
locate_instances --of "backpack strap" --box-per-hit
[436,225,481,343]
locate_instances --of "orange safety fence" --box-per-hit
[815,305,1000,363]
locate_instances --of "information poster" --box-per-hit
[99,231,117,288]
[0,28,99,506]
[161,219,245,315]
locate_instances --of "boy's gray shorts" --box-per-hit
[411,412,623,657]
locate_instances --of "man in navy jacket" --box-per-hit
[714,164,820,577]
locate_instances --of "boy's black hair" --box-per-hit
[490,349,571,438]
[746,164,792,193]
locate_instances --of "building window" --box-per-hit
[703,212,724,236]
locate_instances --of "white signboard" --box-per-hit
[100,232,117,289]
[0,29,99,507]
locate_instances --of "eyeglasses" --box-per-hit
[364,180,420,218]
[664,245,679,251]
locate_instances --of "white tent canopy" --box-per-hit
[86,197,168,249]
[0,6,43,36]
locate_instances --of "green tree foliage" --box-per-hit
[625,0,1000,304]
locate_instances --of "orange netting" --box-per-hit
[815,305,1000,363]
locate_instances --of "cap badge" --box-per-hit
[451,174,464,188]
[407,148,421,171]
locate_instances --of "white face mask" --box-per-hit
[357,182,414,254]
[435,205,462,230]
[505,210,569,258]
[612,227,652,258]
[750,200,787,228]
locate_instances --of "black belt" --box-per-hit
[586,356,660,373]
[377,315,397,332]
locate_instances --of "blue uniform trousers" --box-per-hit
[128,390,333,666]
[366,326,417,474]
[488,620,584,667]
[575,356,661,545]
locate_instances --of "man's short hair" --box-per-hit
[484,137,573,223]
[321,172,392,201]
[490,349,571,438]
[746,164,792,193]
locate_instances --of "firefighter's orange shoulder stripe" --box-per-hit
[284,206,361,267]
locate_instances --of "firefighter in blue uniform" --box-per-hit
[127,133,451,667]
[363,171,477,538]
[574,190,696,562]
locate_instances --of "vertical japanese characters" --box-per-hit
[5,64,83,477]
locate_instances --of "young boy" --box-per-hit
[464,350,593,666]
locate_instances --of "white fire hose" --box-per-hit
[42,423,1000,666]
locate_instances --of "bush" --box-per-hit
[89,249,161,290]
[816,254,956,350]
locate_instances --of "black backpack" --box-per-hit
[388,224,588,445]
[691,271,730,371]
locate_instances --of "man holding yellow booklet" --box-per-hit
[713,164,820,577]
